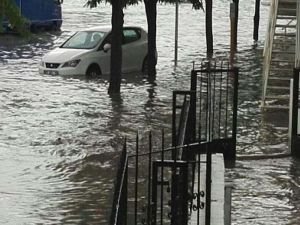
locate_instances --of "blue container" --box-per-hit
[3,0,63,32]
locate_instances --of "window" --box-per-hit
[123,29,141,44]
[61,31,105,49]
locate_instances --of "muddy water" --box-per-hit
[1,0,300,224]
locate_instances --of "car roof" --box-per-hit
[82,25,144,32]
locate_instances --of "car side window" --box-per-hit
[123,29,141,45]
[101,34,111,45]
[99,33,111,51]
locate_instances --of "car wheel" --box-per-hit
[86,64,101,78]
[142,56,148,74]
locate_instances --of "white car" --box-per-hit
[39,26,151,77]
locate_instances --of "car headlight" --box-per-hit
[62,59,81,68]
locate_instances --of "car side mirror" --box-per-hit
[103,43,111,53]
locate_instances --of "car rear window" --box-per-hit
[123,29,141,44]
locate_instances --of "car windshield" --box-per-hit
[61,31,106,49]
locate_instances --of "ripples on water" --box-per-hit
[0,0,299,224]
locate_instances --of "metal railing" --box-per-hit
[110,142,128,225]
[262,0,279,107]
[290,68,300,157]
[110,60,239,225]
[172,90,196,159]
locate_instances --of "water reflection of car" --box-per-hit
[39,26,153,77]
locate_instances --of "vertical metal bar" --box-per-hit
[205,145,211,225]
[199,69,203,141]
[135,133,139,225]
[197,154,201,225]
[160,130,165,225]
[191,70,197,142]
[225,65,230,138]
[124,163,128,225]
[171,164,178,225]
[173,144,177,161]
[208,69,212,141]
[212,61,216,140]
[147,132,152,225]
[218,61,223,138]
[231,67,239,160]
[152,163,158,225]
[206,71,209,141]
[292,68,300,157]
[172,92,177,147]
[182,164,189,225]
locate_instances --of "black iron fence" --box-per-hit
[290,68,300,157]
[110,133,213,225]
[190,61,239,160]
[110,60,239,225]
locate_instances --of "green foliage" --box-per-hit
[85,0,139,8]
[190,0,204,10]
[0,0,29,35]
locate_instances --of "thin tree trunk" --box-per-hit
[144,0,157,80]
[233,0,239,48]
[205,0,213,58]
[108,0,124,94]
[253,0,260,41]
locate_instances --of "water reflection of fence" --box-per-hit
[110,60,239,225]
[290,68,300,157]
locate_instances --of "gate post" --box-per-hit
[190,70,197,142]
[229,67,239,161]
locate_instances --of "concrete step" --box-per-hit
[269,68,294,73]
[265,94,290,100]
[278,8,296,17]
[275,24,296,28]
[272,50,295,54]
[268,76,291,81]
[277,15,296,20]
[274,32,296,37]
[268,77,291,86]
[261,104,289,110]
[271,59,294,64]
[267,85,290,91]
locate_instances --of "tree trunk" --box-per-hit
[144,0,157,80]
[108,0,124,94]
[253,0,260,41]
[205,0,213,58]
[233,0,239,48]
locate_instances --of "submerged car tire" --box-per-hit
[86,64,101,78]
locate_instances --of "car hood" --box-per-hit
[42,48,90,63]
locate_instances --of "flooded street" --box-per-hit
[1,0,300,224]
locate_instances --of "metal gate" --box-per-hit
[151,160,189,225]
[110,60,239,225]
[190,61,239,160]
